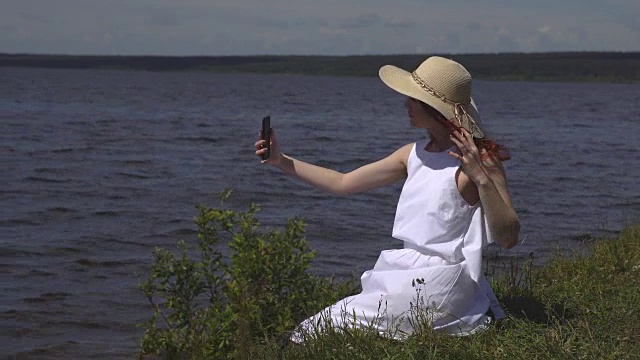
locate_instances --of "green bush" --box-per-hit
[138,190,357,359]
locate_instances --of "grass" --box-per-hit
[247,225,640,359]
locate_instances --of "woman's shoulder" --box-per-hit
[386,142,418,169]
[399,142,417,152]
[395,142,416,159]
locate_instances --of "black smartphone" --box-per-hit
[261,115,271,160]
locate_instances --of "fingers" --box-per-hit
[451,129,471,144]
[447,150,461,161]
[449,132,466,154]
[450,129,479,155]
[461,128,472,140]
[254,134,267,160]
[460,128,479,151]
[255,129,276,163]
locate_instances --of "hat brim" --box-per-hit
[379,65,484,138]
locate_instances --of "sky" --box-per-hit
[1,0,639,56]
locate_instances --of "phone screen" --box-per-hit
[261,116,271,160]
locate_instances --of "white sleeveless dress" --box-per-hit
[291,140,505,342]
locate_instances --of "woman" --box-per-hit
[254,56,520,341]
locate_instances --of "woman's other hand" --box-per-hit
[447,129,490,186]
[255,128,282,165]
[449,128,519,248]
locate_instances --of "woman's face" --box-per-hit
[405,98,448,134]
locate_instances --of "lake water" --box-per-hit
[1,67,639,358]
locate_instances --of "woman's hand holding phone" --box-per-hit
[255,115,280,165]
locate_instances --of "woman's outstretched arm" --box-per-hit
[255,130,411,195]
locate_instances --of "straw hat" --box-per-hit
[379,56,484,138]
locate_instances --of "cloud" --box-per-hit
[338,13,416,30]
[318,27,348,36]
[384,17,416,29]
[568,26,588,42]
[535,32,565,51]
[538,25,551,34]
[0,0,639,55]
[340,13,382,29]
[445,31,461,49]
[465,22,483,32]
[495,34,520,52]
[257,17,328,30]
[615,10,640,32]
[18,11,52,24]
[145,9,181,27]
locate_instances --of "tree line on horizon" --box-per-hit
[1,52,639,82]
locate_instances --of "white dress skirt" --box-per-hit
[291,140,505,342]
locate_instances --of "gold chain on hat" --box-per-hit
[411,72,480,136]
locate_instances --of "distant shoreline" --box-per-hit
[2,52,639,83]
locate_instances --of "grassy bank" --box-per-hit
[255,225,640,359]
[137,198,639,359]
